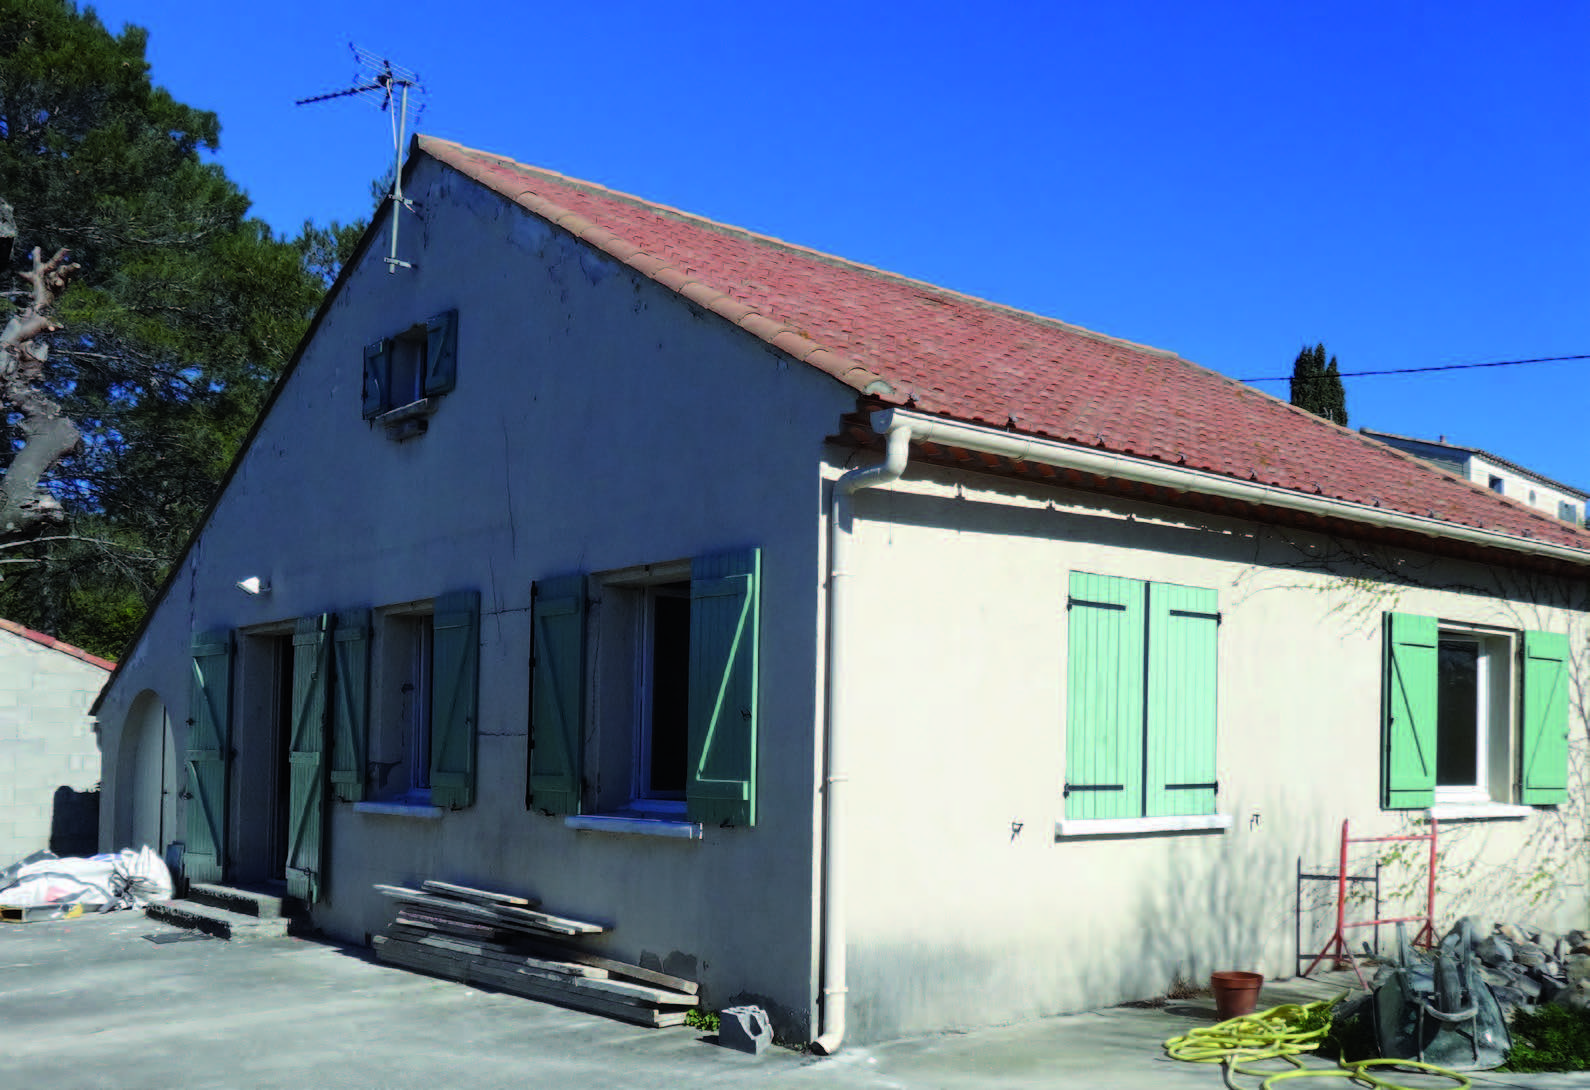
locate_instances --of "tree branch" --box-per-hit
[0,245,82,541]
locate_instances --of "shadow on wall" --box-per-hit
[1121,803,1330,999]
[50,784,100,857]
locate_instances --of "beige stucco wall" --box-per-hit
[0,631,108,864]
[1465,453,1584,524]
[833,459,1590,1042]
[95,155,856,1038]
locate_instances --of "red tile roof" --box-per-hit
[0,618,114,671]
[420,136,1590,557]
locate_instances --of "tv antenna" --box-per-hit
[297,45,426,273]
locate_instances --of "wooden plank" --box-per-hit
[373,936,468,982]
[376,885,604,936]
[421,879,540,908]
[375,887,592,936]
[465,961,686,1027]
[392,931,610,980]
[394,910,513,943]
[515,963,698,1008]
[513,935,700,996]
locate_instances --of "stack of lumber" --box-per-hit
[371,880,699,1027]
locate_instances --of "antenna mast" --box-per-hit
[297,45,426,273]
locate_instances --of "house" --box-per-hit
[1362,428,1588,525]
[0,619,112,864]
[90,135,1590,1046]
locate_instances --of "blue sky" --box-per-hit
[87,1,1589,488]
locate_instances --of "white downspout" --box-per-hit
[813,419,913,1055]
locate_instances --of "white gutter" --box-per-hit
[813,418,913,1056]
[873,409,1590,568]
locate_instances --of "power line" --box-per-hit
[1240,353,1590,383]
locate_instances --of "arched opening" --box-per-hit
[116,690,176,853]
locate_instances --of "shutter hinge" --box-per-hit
[1165,780,1219,793]
[1062,783,1125,799]
[1168,609,1223,624]
[1067,597,1127,612]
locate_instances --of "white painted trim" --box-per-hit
[1428,803,1535,821]
[353,800,445,818]
[564,814,702,839]
[871,409,1590,567]
[1055,813,1234,837]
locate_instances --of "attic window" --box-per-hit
[362,309,459,439]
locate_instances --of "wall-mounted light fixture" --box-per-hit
[235,576,270,596]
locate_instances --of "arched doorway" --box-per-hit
[117,690,176,853]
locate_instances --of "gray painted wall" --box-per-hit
[96,155,856,1038]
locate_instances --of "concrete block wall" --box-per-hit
[0,626,110,865]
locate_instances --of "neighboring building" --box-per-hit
[0,620,112,864]
[1363,429,1588,525]
[91,136,1590,1046]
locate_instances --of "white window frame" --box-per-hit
[589,559,693,818]
[1434,625,1514,807]
[369,601,435,804]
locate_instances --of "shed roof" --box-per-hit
[0,619,114,671]
[420,136,1590,557]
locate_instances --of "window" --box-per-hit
[1063,572,1220,822]
[527,549,760,826]
[1560,501,1577,523]
[1382,613,1567,810]
[1489,476,1505,494]
[363,591,480,809]
[362,309,458,437]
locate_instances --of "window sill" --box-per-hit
[353,800,446,819]
[374,398,436,441]
[1055,814,1233,838]
[564,815,702,840]
[1428,802,1535,821]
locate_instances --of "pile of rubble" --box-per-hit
[1463,919,1590,1010]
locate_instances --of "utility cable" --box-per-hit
[1240,354,1590,383]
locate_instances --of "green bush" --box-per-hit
[684,1008,719,1032]
[1507,1005,1590,1072]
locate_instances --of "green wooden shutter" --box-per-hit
[1146,582,1219,818]
[330,610,371,803]
[1383,612,1438,810]
[184,630,233,884]
[1065,573,1145,820]
[285,615,331,902]
[423,309,459,397]
[527,575,586,815]
[688,548,760,827]
[429,590,480,809]
[362,339,391,418]
[1520,630,1570,805]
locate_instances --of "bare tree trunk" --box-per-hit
[0,242,81,542]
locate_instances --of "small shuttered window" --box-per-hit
[1064,573,1219,821]
[1381,614,1569,809]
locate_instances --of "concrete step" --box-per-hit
[145,899,290,941]
[185,882,290,919]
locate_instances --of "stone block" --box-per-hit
[718,1005,772,1055]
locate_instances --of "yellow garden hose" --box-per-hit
[1163,996,1473,1090]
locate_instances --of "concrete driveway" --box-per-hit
[3,912,1587,1089]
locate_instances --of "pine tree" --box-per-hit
[1289,343,1349,427]
[0,0,362,656]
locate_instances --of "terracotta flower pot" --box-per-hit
[1210,970,1263,1021]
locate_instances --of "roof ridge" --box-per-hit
[418,136,1179,363]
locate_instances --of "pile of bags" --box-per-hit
[0,846,173,913]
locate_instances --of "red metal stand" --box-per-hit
[1300,817,1438,989]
